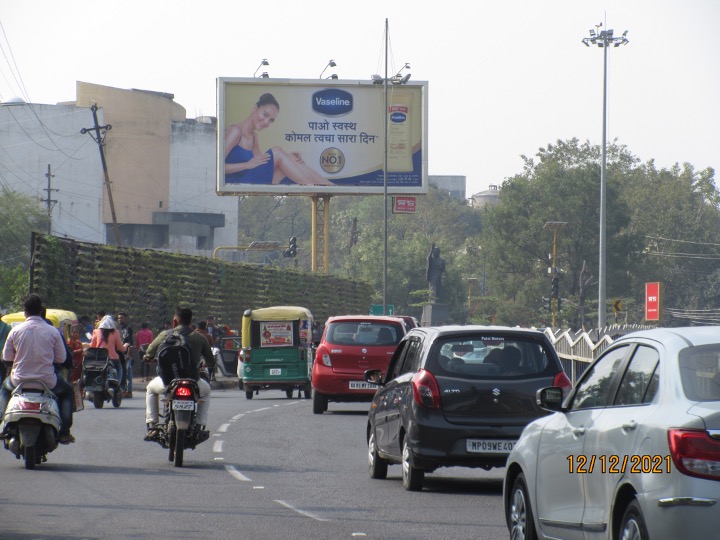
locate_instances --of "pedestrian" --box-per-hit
[116,312,134,398]
[135,322,154,382]
[0,294,76,444]
[194,320,215,348]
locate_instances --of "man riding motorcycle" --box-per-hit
[0,294,76,444]
[142,306,214,441]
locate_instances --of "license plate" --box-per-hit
[172,400,196,411]
[466,439,516,453]
[269,368,282,376]
[349,381,378,390]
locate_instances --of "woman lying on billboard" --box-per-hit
[224,93,334,186]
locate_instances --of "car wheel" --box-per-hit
[401,438,424,491]
[368,430,388,479]
[618,499,648,540]
[312,390,327,414]
[509,473,537,540]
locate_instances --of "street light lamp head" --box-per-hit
[371,74,383,85]
[326,74,338,79]
[259,72,269,78]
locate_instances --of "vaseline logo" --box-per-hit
[320,147,345,174]
[312,89,353,116]
[390,112,407,123]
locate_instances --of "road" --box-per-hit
[0,380,509,540]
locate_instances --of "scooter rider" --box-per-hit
[0,294,76,444]
[142,306,214,440]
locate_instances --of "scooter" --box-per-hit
[82,348,122,409]
[0,380,61,469]
[148,377,209,467]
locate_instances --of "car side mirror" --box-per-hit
[365,369,384,386]
[536,386,564,412]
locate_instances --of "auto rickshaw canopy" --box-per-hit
[241,306,313,349]
[2,308,79,340]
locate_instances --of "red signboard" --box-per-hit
[392,196,416,214]
[645,282,661,321]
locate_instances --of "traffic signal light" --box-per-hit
[557,297,562,311]
[542,297,550,312]
[550,277,559,299]
[288,236,297,257]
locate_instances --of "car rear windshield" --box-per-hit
[325,321,402,346]
[679,344,720,401]
[427,335,557,379]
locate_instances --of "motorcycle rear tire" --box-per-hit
[174,429,185,467]
[112,388,122,408]
[93,392,104,409]
[24,445,36,470]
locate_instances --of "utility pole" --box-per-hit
[41,164,57,235]
[81,103,122,246]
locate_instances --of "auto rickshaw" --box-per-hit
[239,306,313,400]
[2,308,79,342]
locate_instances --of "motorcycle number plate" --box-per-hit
[172,400,196,411]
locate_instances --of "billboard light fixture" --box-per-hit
[253,59,269,78]
[320,59,337,79]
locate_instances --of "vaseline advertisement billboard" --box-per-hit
[217,78,428,195]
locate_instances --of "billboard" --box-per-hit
[217,78,428,196]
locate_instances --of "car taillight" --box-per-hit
[175,386,193,398]
[554,371,573,397]
[668,429,720,481]
[321,353,332,367]
[412,370,441,409]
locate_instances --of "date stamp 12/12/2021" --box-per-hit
[567,454,672,474]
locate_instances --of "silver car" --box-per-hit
[504,326,720,540]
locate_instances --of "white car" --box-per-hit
[504,326,720,540]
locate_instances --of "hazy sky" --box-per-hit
[1,0,718,197]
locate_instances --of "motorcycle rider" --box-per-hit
[142,306,214,441]
[0,294,76,444]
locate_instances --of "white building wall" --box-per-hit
[0,102,105,243]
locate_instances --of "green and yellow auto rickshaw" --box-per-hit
[239,306,313,400]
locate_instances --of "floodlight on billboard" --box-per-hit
[217,78,428,196]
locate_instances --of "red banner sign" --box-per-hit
[645,282,661,321]
[392,196,416,214]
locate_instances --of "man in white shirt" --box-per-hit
[0,294,76,444]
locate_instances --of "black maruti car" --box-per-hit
[364,325,572,491]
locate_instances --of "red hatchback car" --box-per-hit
[312,315,406,414]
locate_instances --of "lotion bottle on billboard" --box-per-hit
[386,91,413,172]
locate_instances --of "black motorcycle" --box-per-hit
[82,348,122,409]
[148,377,209,467]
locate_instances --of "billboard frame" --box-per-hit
[216,77,428,197]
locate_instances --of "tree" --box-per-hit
[0,188,49,310]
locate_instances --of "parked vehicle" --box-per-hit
[82,347,122,409]
[0,380,62,469]
[365,325,572,491]
[239,306,314,399]
[312,315,406,414]
[504,326,720,540]
[147,377,209,467]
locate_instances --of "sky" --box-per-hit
[1,0,718,198]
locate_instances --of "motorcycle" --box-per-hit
[82,348,122,409]
[0,380,61,469]
[148,376,209,467]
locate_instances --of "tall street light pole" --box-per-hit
[582,23,628,328]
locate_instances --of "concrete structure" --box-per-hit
[470,184,501,209]
[1,82,238,255]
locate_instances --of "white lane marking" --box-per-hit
[217,423,230,433]
[231,413,245,421]
[224,465,251,482]
[253,407,271,412]
[274,500,329,522]
[213,440,224,452]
